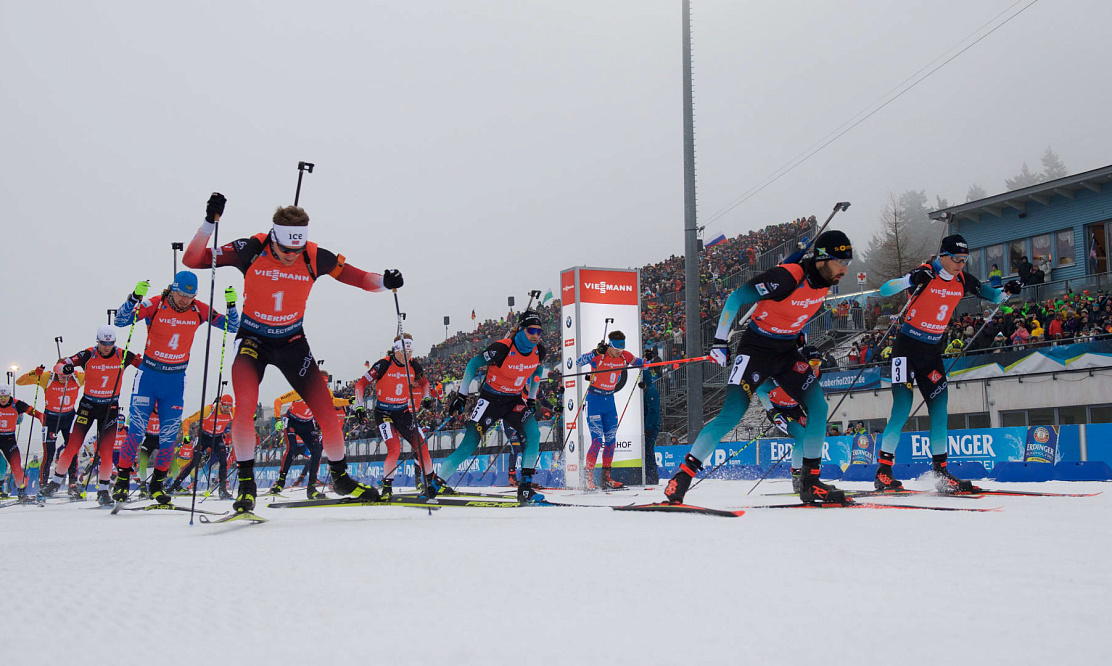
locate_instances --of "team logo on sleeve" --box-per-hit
[755,283,769,296]
[794,361,809,374]
[929,370,943,383]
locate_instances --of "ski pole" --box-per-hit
[189,204,222,525]
[19,366,44,487]
[294,161,314,206]
[545,356,711,382]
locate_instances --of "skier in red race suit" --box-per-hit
[353,333,434,499]
[183,193,402,514]
[0,384,45,500]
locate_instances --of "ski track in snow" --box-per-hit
[2,480,1108,666]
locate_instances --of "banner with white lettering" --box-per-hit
[559,266,642,488]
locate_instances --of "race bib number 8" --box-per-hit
[728,354,752,386]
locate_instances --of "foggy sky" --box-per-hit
[2,0,1110,452]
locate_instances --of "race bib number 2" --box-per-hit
[727,354,752,386]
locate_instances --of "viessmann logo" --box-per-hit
[252,268,311,282]
[583,280,633,294]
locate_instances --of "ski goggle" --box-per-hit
[525,327,542,335]
[942,253,969,264]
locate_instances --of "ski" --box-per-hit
[974,488,1101,498]
[765,489,985,499]
[611,502,746,518]
[742,501,1000,512]
[270,495,524,509]
[0,498,46,509]
[199,511,268,524]
[112,502,227,516]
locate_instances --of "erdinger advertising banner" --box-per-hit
[560,267,642,489]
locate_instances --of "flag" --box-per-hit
[705,234,727,248]
[541,289,553,305]
[471,309,476,321]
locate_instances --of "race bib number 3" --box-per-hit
[891,357,908,384]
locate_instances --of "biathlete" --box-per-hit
[0,384,45,500]
[875,234,1021,493]
[432,310,548,502]
[110,273,238,504]
[665,230,853,505]
[17,367,82,496]
[353,333,434,500]
[574,330,644,490]
[183,193,401,513]
[168,395,234,498]
[42,326,142,505]
[267,398,325,498]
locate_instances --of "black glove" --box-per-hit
[421,397,433,410]
[383,269,404,290]
[595,342,608,356]
[62,363,75,375]
[908,266,934,288]
[1004,280,1023,295]
[206,193,226,223]
[525,398,536,417]
[448,391,467,415]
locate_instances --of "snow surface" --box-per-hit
[2,479,1109,666]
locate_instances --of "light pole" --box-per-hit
[8,365,17,398]
[443,315,450,341]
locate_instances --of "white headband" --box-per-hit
[272,225,308,249]
[393,338,414,353]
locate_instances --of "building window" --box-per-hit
[1031,233,1052,268]
[967,413,991,429]
[1000,410,1026,427]
[964,249,981,280]
[1009,239,1027,275]
[1028,408,1055,426]
[1089,405,1112,423]
[1057,405,1086,425]
[1056,229,1075,267]
[985,244,1005,280]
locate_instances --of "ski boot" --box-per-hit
[39,479,60,498]
[329,461,380,502]
[234,478,257,513]
[306,483,327,500]
[149,471,172,506]
[68,484,84,500]
[664,454,702,504]
[798,458,846,505]
[267,478,285,495]
[16,486,29,502]
[111,474,130,502]
[0,489,8,500]
[422,474,455,498]
[217,485,232,500]
[874,451,904,492]
[379,478,393,501]
[507,469,518,486]
[517,468,545,503]
[932,454,977,494]
[97,489,113,506]
[584,467,598,491]
[790,468,802,494]
[137,479,149,499]
[600,467,624,490]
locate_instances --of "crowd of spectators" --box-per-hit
[641,216,816,347]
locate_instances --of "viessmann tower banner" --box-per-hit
[560,267,643,488]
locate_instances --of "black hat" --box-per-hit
[813,230,853,261]
[940,234,969,256]
[518,310,543,329]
